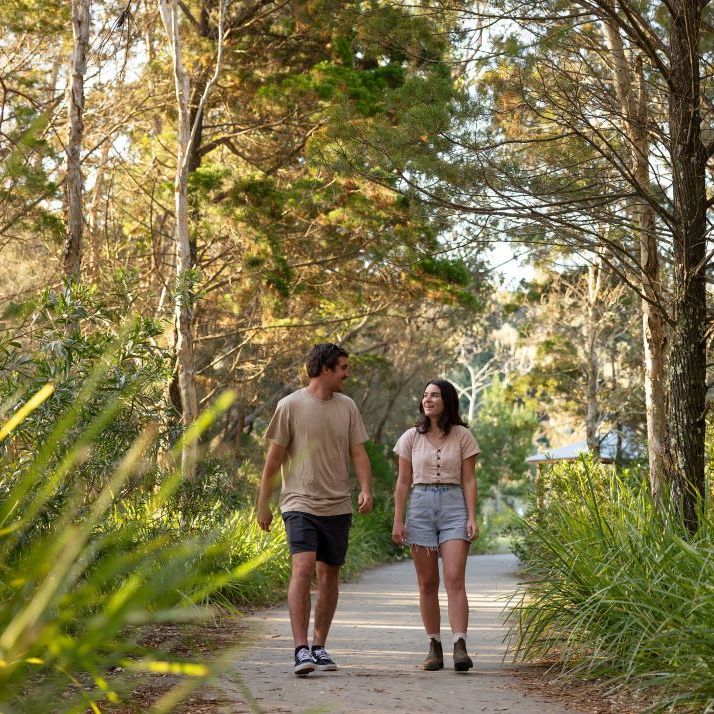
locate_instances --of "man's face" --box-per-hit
[324,356,350,392]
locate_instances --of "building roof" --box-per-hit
[526,431,643,464]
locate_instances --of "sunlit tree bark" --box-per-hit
[158,0,227,478]
[602,15,667,500]
[64,0,90,282]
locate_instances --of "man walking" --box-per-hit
[257,343,373,676]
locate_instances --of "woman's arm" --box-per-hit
[461,455,479,540]
[392,456,413,545]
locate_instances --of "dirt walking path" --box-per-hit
[213,553,584,714]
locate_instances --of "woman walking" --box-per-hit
[392,379,480,672]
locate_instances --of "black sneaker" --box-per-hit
[294,646,316,676]
[311,645,337,671]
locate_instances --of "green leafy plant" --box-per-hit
[509,457,714,711]
[0,359,273,713]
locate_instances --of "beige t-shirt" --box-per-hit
[265,388,369,516]
[393,425,480,485]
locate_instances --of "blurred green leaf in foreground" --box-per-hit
[0,347,274,713]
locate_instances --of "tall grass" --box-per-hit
[0,374,401,712]
[510,458,714,711]
[0,379,272,713]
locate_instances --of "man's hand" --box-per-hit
[357,490,373,514]
[257,442,287,532]
[350,443,373,514]
[257,502,273,532]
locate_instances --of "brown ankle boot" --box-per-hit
[422,638,443,670]
[453,638,473,672]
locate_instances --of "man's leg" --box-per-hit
[288,551,316,647]
[313,561,340,646]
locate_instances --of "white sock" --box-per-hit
[427,633,441,643]
[453,632,467,643]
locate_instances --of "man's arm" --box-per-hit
[350,442,373,514]
[257,441,288,531]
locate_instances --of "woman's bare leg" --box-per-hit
[440,539,470,634]
[411,546,440,634]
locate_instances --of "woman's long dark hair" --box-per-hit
[416,379,468,435]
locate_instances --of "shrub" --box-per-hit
[0,286,171,507]
[0,382,260,713]
[510,457,714,711]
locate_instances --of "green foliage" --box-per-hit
[472,507,520,555]
[188,164,229,195]
[1,286,171,502]
[270,61,405,116]
[417,255,471,285]
[3,0,69,32]
[511,458,714,711]
[363,440,396,492]
[475,376,538,496]
[0,374,265,713]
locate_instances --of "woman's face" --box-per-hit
[422,384,445,420]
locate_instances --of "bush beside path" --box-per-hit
[211,554,586,714]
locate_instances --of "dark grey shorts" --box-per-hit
[282,511,352,566]
[406,484,469,548]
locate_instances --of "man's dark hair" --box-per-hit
[305,343,349,378]
[416,379,468,435]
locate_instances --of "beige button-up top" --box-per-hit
[393,425,480,485]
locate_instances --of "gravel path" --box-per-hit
[214,553,584,714]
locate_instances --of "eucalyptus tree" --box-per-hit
[327,0,712,530]
[157,0,230,478]
[64,0,91,283]
[96,0,486,450]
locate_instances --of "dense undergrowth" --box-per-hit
[0,310,401,713]
[511,457,714,712]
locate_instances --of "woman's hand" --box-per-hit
[392,521,408,546]
[466,517,479,541]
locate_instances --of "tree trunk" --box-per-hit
[186,0,211,262]
[87,138,111,276]
[373,385,403,445]
[632,60,668,503]
[373,367,419,444]
[164,6,210,428]
[584,262,601,453]
[465,364,478,423]
[64,0,90,281]
[602,18,667,499]
[639,200,667,502]
[453,355,496,423]
[159,0,200,479]
[666,0,708,532]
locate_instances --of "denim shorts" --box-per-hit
[406,484,469,548]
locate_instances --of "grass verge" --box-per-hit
[510,457,714,712]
